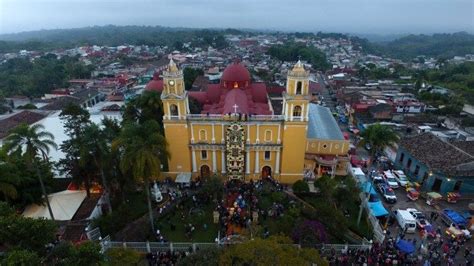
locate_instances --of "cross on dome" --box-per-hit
[232,104,239,114]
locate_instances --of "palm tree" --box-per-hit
[3,123,58,220]
[112,120,169,233]
[359,123,399,161]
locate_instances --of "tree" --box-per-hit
[3,123,58,220]
[59,103,93,197]
[79,123,112,212]
[47,241,104,266]
[201,175,224,201]
[219,236,327,266]
[359,124,399,158]
[177,246,220,266]
[291,219,328,247]
[113,120,170,233]
[122,91,164,129]
[292,180,309,194]
[0,202,57,253]
[3,249,41,265]
[183,67,204,90]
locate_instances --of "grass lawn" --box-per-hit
[156,198,219,242]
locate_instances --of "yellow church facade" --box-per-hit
[156,59,350,184]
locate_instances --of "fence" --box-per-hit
[359,192,386,243]
[348,164,386,243]
[100,239,371,255]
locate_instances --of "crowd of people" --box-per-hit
[145,250,190,265]
[321,231,473,265]
[214,177,287,239]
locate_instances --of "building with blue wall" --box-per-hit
[395,133,474,195]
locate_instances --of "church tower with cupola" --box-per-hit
[161,58,192,176]
[279,61,311,182]
[162,58,188,120]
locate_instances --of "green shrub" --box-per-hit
[292,180,309,194]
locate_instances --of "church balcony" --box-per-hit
[186,114,284,122]
[163,70,183,77]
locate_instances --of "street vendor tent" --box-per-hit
[396,240,415,254]
[22,190,87,221]
[368,201,389,217]
[175,172,192,184]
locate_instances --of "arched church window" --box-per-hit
[293,105,302,117]
[233,82,239,88]
[264,130,272,142]
[170,104,179,116]
[296,81,302,95]
[199,129,207,141]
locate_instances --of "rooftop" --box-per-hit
[307,104,344,140]
[400,133,474,177]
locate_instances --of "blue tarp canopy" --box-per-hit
[443,209,467,226]
[362,183,377,195]
[368,201,389,217]
[396,240,415,254]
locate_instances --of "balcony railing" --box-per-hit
[186,114,284,122]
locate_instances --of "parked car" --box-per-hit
[450,223,472,239]
[383,170,399,189]
[393,170,409,187]
[377,183,397,203]
[394,209,417,233]
[441,209,467,227]
[407,208,430,229]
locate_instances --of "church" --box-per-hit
[147,59,350,183]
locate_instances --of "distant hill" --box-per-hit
[0,26,472,60]
[375,32,474,59]
[0,25,238,53]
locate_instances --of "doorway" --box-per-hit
[431,178,442,192]
[261,166,272,179]
[200,165,211,179]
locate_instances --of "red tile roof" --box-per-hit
[0,111,47,139]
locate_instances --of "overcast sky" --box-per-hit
[0,0,473,35]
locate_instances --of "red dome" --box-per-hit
[221,62,251,84]
[145,73,163,92]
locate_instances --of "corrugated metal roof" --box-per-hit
[307,104,344,140]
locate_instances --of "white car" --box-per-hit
[407,208,431,230]
[383,171,399,189]
[393,170,409,187]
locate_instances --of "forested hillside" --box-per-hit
[374,32,474,59]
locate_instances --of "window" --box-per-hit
[414,165,420,177]
[264,130,272,142]
[201,150,208,160]
[199,130,207,141]
[399,152,404,163]
[264,151,271,160]
[296,81,302,95]
[293,105,302,117]
[407,158,412,169]
[170,104,179,116]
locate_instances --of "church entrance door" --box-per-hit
[261,166,272,179]
[200,165,211,179]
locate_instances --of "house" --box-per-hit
[368,103,393,120]
[395,133,474,195]
[0,111,47,140]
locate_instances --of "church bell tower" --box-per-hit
[161,58,192,179]
[279,60,310,183]
[162,58,188,120]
